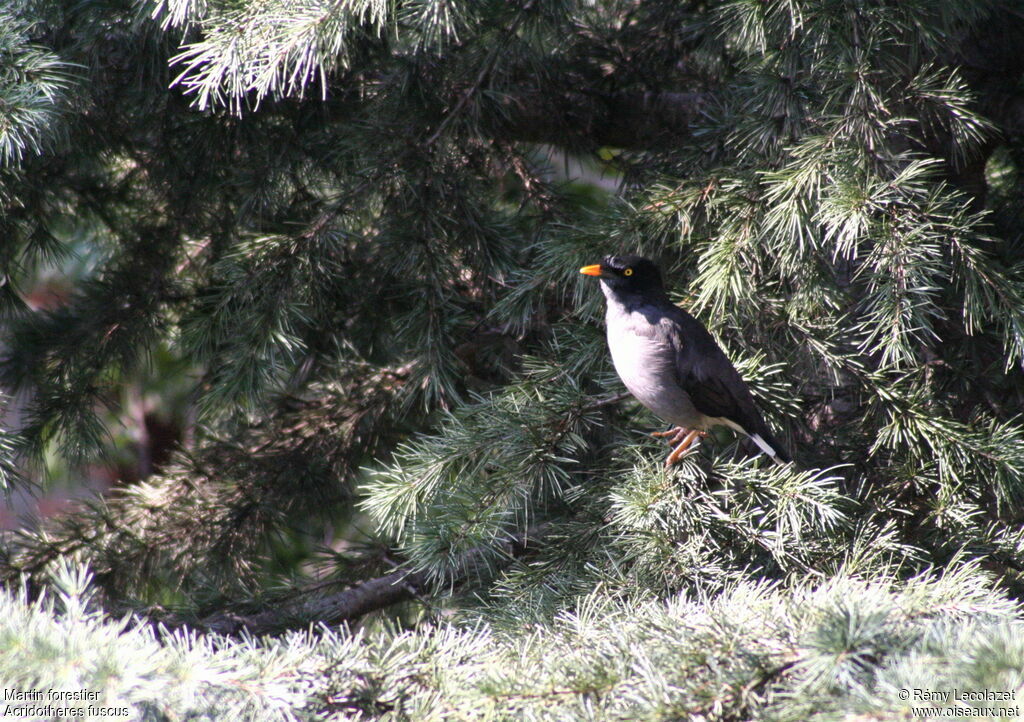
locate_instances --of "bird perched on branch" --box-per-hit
[580,254,790,467]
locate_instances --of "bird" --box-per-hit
[580,254,790,467]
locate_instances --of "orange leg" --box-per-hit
[664,429,706,467]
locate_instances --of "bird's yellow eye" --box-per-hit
[624,268,634,276]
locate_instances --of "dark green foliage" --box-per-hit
[2,0,1024,719]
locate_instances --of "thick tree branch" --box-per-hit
[159,527,545,636]
[184,568,429,636]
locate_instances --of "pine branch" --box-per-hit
[163,526,546,635]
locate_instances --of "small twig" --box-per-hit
[586,392,631,409]
[425,0,537,146]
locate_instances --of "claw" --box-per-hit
[653,427,706,448]
[664,429,706,467]
[652,426,691,446]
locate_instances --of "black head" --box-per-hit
[580,254,665,297]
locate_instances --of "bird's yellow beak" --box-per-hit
[579,264,602,277]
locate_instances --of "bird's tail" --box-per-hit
[746,429,791,466]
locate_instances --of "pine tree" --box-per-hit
[3,0,1024,719]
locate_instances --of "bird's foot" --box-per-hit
[652,427,707,447]
[652,426,693,446]
[664,429,707,467]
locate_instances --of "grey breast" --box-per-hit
[604,300,702,428]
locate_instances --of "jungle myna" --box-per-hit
[580,254,790,466]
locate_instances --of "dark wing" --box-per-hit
[663,306,790,461]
